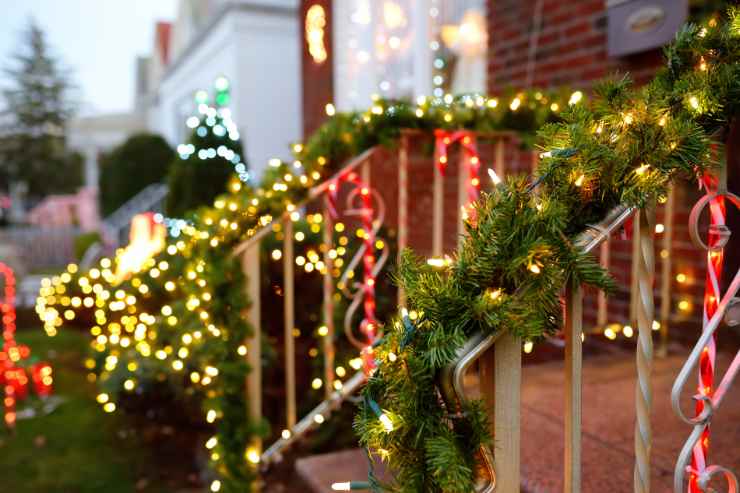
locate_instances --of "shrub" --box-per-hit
[99,134,174,216]
[74,231,102,261]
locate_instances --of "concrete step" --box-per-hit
[292,349,740,493]
[295,448,383,493]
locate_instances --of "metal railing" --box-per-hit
[439,205,638,493]
[102,183,168,246]
[232,130,521,467]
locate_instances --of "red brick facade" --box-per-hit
[487,0,663,92]
[486,0,712,333]
[297,0,715,336]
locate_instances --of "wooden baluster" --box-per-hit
[493,332,521,492]
[241,243,262,456]
[398,135,409,305]
[565,282,583,493]
[458,143,468,240]
[630,213,641,325]
[597,240,610,328]
[322,202,335,399]
[658,186,675,357]
[634,205,655,493]
[495,137,505,180]
[283,216,296,429]
[433,150,444,257]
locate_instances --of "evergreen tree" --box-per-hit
[0,19,80,200]
[166,77,248,217]
[99,133,174,216]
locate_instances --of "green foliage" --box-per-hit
[74,231,102,261]
[0,19,80,199]
[6,330,173,493]
[355,10,739,492]
[99,133,174,216]
[166,115,245,218]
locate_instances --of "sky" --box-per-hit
[0,0,178,116]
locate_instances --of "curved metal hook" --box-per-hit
[698,465,739,493]
[688,192,740,252]
[338,187,386,299]
[342,245,390,350]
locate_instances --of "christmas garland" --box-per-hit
[36,88,574,492]
[354,10,740,493]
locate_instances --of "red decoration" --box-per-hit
[327,171,380,374]
[689,173,726,492]
[434,129,483,206]
[0,261,53,429]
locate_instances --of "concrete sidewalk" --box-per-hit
[295,348,740,492]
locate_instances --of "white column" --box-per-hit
[412,0,433,98]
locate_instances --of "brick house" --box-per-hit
[299,0,734,336]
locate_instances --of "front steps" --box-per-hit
[296,448,387,492]
[293,348,740,493]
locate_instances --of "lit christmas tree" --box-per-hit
[166,76,248,217]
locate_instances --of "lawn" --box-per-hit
[2,329,177,493]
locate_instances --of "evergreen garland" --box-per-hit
[354,9,739,493]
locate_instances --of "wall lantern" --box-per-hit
[607,0,688,57]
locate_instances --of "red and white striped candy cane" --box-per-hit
[690,172,727,492]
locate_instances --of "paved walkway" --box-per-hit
[295,348,740,492]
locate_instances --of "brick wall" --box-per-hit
[487,0,663,92]
[487,0,713,334]
[300,0,334,138]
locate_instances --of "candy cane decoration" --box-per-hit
[327,171,388,374]
[434,129,484,203]
[690,172,728,492]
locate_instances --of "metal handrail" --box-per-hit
[438,204,636,493]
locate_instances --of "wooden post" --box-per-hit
[322,202,335,399]
[433,156,444,257]
[362,154,371,187]
[241,244,262,453]
[565,282,583,493]
[531,148,539,174]
[495,137,506,180]
[658,186,675,357]
[493,332,521,492]
[630,213,641,325]
[457,145,468,240]
[283,216,296,429]
[597,240,610,328]
[398,135,409,305]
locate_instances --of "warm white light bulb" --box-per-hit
[487,168,502,185]
[379,413,394,432]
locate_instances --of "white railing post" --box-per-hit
[283,216,296,429]
[634,205,656,493]
[565,281,583,493]
[241,243,262,455]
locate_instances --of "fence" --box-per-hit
[0,226,79,270]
